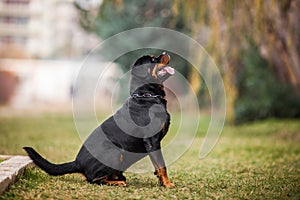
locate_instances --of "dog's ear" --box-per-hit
[131,65,148,77]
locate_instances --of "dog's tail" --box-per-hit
[23,147,80,176]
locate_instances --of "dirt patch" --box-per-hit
[274,130,300,142]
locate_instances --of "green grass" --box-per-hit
[0,113,299,199]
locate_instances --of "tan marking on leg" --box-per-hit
[103,179,127,186]
[155,168,175,187]
[94,177,127,186]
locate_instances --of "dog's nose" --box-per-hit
[159,52,170,65]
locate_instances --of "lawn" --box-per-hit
[0,113,299,199]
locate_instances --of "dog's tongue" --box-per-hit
[165,66,175,75]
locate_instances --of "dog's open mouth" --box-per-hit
[157,66,175,77]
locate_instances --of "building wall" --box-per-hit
[0,0,100,58]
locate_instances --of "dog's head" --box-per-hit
[131,52,175,83]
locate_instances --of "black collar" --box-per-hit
[131,93,164,99]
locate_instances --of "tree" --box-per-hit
[172,0,300,122]
[76,0,300,123]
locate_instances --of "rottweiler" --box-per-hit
[24,52,175,187]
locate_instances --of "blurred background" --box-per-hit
[0,0,299,124]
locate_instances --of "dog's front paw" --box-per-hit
[163,181,175,188]
[159,177,175,188]
[154,168,175,188]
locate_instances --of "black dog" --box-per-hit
[24,52,175,187]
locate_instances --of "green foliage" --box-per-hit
[95,0,172,39]
[235,44,300,124]
[93,0,192,76]
[77,1,300,123]
[271,85,300,118]
[94,0,172,71]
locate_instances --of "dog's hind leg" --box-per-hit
[106,173,127,186]
[92,173,127,186]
